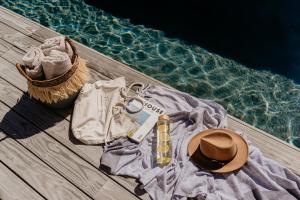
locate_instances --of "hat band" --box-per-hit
[200,147,238,166]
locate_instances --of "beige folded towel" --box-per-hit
[41,36,73,58]
[22,47,45,80]
[41,50,72,80]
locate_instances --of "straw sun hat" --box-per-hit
[188,128,249,173]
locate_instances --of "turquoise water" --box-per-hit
[1,0,300,148]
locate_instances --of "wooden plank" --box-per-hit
[0,129,6,140]
[95,179,143,200]
[0,6,40,35]
[0,65,102,165]
[0,54,101,165]
[1,3,299,175]
[0,22,40,51]
[0,100,138,200]
[0,161,44,200]
[0,39,12,56]
[228,116,300,167]
[0,131,90,200]
[229,115,300,151]
[0,56,146,199]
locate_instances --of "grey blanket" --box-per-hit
[101,85,300,200]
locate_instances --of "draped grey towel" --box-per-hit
[100,85,300,200]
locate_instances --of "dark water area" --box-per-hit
[85,0,300,83]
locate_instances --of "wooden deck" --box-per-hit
[0,6,299,199]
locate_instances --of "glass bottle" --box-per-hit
[156,115,172,166]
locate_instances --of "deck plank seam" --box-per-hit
[0,136,8,143]
[0,129,93,200]
[0,160,47,200]
[0,75,143,200]
[0,118,96,199]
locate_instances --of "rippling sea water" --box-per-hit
[1,0,299,148]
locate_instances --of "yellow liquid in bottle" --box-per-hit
[156,116,172,166]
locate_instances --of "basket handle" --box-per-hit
[16,63,33,82]
[65,37,78,63]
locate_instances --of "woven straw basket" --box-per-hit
[16,37,88,108]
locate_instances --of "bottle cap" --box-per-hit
[158,115,169,121]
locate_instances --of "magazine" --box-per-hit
[125,97,165,143]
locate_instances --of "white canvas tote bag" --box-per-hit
[71,77,143,144]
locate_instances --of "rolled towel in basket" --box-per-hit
[22,47,45,80]
[41,50,72,80]
[41,36,73,58]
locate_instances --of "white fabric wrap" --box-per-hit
[41,50,72,80]
[22,47,45,79]
[41,36,73,58]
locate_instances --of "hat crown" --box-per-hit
[200,132,237,161]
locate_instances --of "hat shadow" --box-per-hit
[0,94,69,139]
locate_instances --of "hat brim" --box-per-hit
[188,128,249,173]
